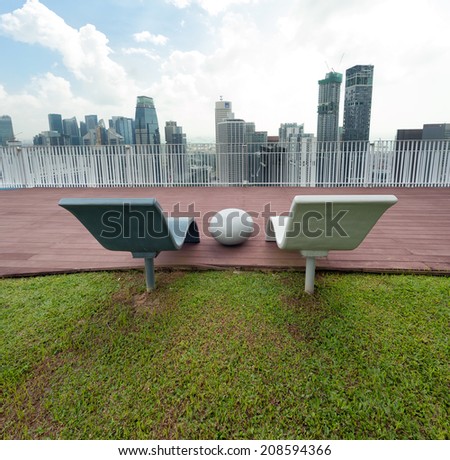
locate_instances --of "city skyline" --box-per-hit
[1,0,449,143]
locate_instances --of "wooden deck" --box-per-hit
[1,187,449,277]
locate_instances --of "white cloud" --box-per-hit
[133,31,169,46]
[0,0,137,104]
[122,47,161,61]
[166,0,259,15]
[0,73,87,141]
[1,0,450,143]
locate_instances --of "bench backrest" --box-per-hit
[280,194,398,251]
[59,198,179,253]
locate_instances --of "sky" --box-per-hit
[0,0,449,144]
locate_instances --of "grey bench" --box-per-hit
[59,198,200,290]
[266,195,398,293]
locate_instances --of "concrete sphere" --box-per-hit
[209,208,254,246]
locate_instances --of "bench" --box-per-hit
[266,195,398,293]
[59,198,200,290]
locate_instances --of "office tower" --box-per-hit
[48,113,63,134]
[343,65,374,141]
[215,99,234,143]
[279,123,304,144]
[278,123,305,184]
[134,96,161,145]
[217,119,246,184]
[111,116,135,144]
[316,71,342,185]
[0,115,14,146]
[243,123,268,183]
[85,115,98,131]
[96,119,108,145]
[80,121,87,137]
[317,72,342,143]
[47,114,64,145]
[165,121,187,145]
[63,117,81,145]
[165,121,187,184]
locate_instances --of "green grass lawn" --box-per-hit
[1,270,449,440]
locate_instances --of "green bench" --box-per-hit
[59,198,200,290]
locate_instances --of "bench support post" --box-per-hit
[133,252,158,291]
[301,250,328,294]
[305,256,316,294]
[144,257,155,291]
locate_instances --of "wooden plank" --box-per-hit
[1,187,449,277]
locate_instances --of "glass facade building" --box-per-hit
[0,115,14,146]
[317,72,342,143]
[111,116,135,144]
[85,115,98,131]
[343,65,374,141]
[134,96,161,145]
[63,117,81,145]
[217,119,246,184]
[48,113,63,134]
[215,99,234,144]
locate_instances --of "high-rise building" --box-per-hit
[63,116,81,145]
[165,121,187,145]
[215,99,234,143]
[217,118,246,184]
[47,114,64,145]
[85,115,98,131]
[80,121,87,138]
[48,113,63,134]
[317,72,342,143]
[316,71,342,185]
[343,65,374,142]
[134,96,160,145]
[279,123,304,144]
[0,115,14,146]
[165,121,188,184]
[111,116,135,144]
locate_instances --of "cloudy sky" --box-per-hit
[0,0,449,143]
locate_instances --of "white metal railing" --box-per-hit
[1,140,449,188]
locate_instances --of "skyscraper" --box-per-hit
[217,118,246,184]
[343,65,374,141]
[134,96,160,145]
[165,121,186,145]
[48,114,64,145]
[63,116,81,145]
[111,116,135,144]
[317,72,342,143]
[48,113,63,134]
[0,115,14,146]
[165,121,187,184]
[215,99,234,144]
[316,71,342,185]
[85,115,98,131]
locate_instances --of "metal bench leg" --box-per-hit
[144,257,156,291]
[301,250,328,294]
[305,256,316,294]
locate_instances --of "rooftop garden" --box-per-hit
[1,270,448,439]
